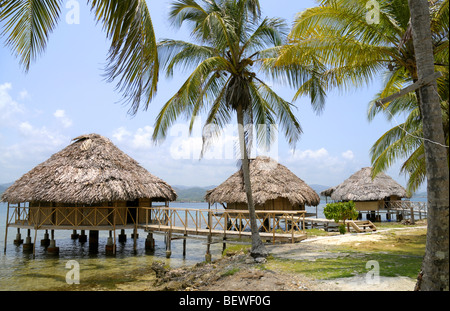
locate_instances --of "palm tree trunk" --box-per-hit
[236,104,268,258]
[408,0,449,291]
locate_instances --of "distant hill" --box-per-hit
[0,183,332,202]
[0,182,13,196]
[173,184,331,202]
[173,185,216,202]
[309,184,331,196]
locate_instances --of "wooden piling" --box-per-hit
[165,231,172,258]
[145,233,155,252]
[41,230,50,246]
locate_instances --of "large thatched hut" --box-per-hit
[2,133,176,255]
[321,167,408,213]
[205,157,320,211]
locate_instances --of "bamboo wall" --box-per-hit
[226,197,305,211]
[24,198,166,228]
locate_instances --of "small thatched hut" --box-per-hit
[2,133,176,254]
[320,167,408,212]
[205,156,320,211]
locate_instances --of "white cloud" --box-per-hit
[18,89,30,100]
[53,109,73,128]
[132,126,154,149]
[341,150,354,160]
[291,148,330,160]
[0,84,71,183]
[283,147,361,186]
[112,126,132,142]
[0,83,26,125]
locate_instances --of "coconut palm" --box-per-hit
[0,0,158,114]
[368,71,449,195]
[276,0,448,290]
[152,0,321,257]
[273,0,448,193]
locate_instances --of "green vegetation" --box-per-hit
[323,201,358,233]
[265,228,426,280]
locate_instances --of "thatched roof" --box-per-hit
[322,167,408,201]
[1,134,177,204]
[205,156,320,207]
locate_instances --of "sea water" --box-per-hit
[0,202,228,291]
[0,201,338,291]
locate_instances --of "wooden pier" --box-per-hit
[139,207,308,247]
[4,204,308,258]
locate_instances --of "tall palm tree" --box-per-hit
[368,71,449,195]
[152,0,319,258]
[275,0,449,290]
[273,0,448,190]
[0,0,158,114]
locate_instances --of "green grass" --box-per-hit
[222,244,251,256]
[267,252,423,280]
[221,267,241,277]
[265,228,426,280]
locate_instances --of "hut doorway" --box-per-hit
[126,199,139,224]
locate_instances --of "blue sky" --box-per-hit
[0,0,420,192]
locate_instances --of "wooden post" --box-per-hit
[205,207,212,262]
[183,234,187,257]
[410,206,415,225]
[4,203,10,253]
[32,227,38,258]
[291,214,294,243]
[165,231,172,258]
[113,204,117,255]
[145,232,155,252]
[133,206,138,252]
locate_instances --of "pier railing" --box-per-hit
[381,200,427,222]
[5,204,140,229]
[141,206,307,243]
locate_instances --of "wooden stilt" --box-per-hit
[41,229,50,246]
[222,237,227,253]
[32,227,38,258]
[145,233,155,252]
[23,229,33,251]
[182,234,187,257]
[205,208,212,262]
[165,231,172,258]
[4,204,10,253]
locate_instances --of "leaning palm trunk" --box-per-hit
[236,105,268,258]
[408,0,449,291]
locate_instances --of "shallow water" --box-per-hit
[1,199,416,291]
[0,202,226,291]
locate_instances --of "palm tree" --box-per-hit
[407,0,449,292]
[275,0,449,290]
[0,0,158,114]
[275,0,448,190]
[368,73,449,195]
[152,0,319,258]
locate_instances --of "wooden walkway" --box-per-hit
[291,217,377,233]
[139,207,308,244]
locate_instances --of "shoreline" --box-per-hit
[132,223,426,292]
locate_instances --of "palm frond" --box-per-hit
[89,0,158,115]
[0,0,62,71]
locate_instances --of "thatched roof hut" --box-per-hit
[1,134,177,204]
[205,156,320,210]
[320,167,407,202]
